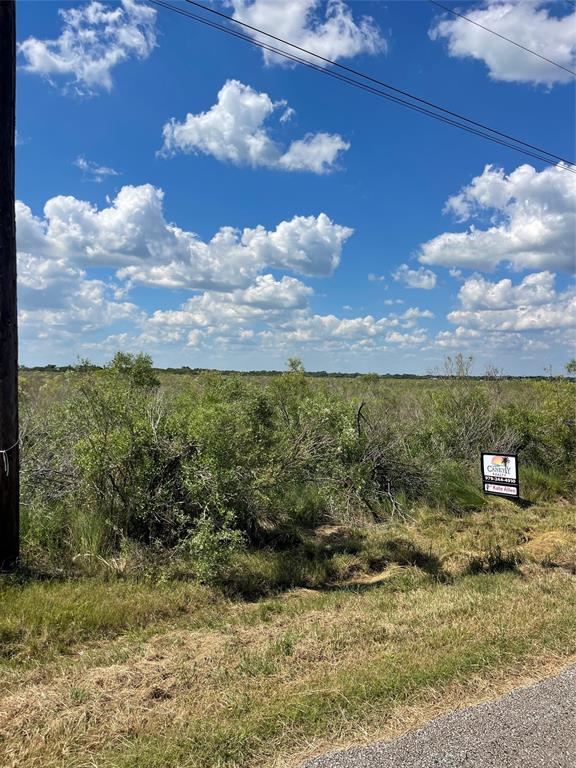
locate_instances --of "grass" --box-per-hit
[1,499,575,768]
[0,579,224,664]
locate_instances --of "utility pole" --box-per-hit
[0,0,19,569]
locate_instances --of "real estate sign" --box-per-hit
[481,453,519,498]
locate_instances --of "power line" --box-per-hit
[147,0,576,172]
[429,0,576,77]
[178,0,574,170]
[183,0,574,167]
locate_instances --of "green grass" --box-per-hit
[104,573,576,768]
[0,579,222,663]
[1,501,575,768]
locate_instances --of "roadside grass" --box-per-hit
[1,500,575,768]
[0,579,223,665]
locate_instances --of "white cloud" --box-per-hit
[74,155,121,182]
[448,301,576,332]
[18,250,140,338]
[15,130,29,147]
[146,279,312,340]
[430,1,576,86]
[431,326,482,349]
[368,273,386,282]
[447,271,575,331]
[392,264,437,289]
[142,291,433,358]
[232,274,313,308]
[230,0,385,67]
[16,186,351,350]
[457,270,557,310]
[399,307,434,321]
[16,184,363,356]
[420,164,576,272]
[243,212,353,277]
[385,330,428,346]
[278,132,350,174]
[161,80,349,173]
[17,185,353,293]
[17,185,382,361]
[18,0,156,95]
[428,326,576,362]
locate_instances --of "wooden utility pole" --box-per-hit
[0,0,19,569]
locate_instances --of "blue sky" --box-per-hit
[15,0,576,374]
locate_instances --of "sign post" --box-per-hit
[481,453,519,499]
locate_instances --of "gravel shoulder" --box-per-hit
[303,665,576,768]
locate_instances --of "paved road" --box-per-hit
[303,666,576,768]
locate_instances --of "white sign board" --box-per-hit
[481,453,519,498]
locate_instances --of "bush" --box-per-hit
[19,356,575,580]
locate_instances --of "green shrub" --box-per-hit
[19,357,575,582]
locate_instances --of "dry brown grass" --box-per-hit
[1,500,575,768]
[278,651,576,768]
[1,568,575,768]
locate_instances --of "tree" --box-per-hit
[484,364,504,380]
[566,359,576,378]
[107,352,160,388]
[286,356,305,374]
[437,353,474,378]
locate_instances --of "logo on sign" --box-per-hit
[486,456,511,475]
[481,453,519,499]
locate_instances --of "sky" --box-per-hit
[15,0,576,374]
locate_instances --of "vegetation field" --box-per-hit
[2,356,575,766]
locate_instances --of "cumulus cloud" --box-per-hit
[430,0,576,86]
[392,264,437,289]
[16,185,357,351]
[230,0,385,67]
[18,250,140,337]
[161,80,349,173]
[243,212,353,277]
[18,0,156,95]
[448,301,576,332]
[17,185,353,293]
[428,325,576,363]
[278,133,350,174]
[16,181,436,363]
[146,280,312,340]
[419,164,576,272]
[430,326,482,349]
[447,271,575,331]
[143,292,434,355]
[385,330,428,346]
[399,307,435,322]
[457,270,557,310]
[232,274,313,309]
[74,156,121,182]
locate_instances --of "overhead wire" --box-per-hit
[182,0,575,168]
[146,0,576,172]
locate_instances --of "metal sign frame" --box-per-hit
[481,452,519,499]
